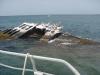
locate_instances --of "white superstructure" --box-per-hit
[13,23,37,38]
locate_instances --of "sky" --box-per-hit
[0,0,100,16]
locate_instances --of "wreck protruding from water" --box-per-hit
[2,23,63,40]
[0,22,99,45]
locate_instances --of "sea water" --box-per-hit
[0,15,100,75]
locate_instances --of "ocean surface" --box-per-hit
[0,15,100,75]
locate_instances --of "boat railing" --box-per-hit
[0,50,80,75]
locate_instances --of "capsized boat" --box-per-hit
[2,23,63,40]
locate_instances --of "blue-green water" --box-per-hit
[0,15,100,75]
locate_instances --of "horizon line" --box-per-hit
[0,14,100,16]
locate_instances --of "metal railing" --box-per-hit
[0,50,80,75]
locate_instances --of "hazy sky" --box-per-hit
[0,0,100,16]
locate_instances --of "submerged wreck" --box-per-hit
[0,23,62,40]
[0,22,99,45]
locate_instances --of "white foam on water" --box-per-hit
[60,42,72,45]
[48,39,56,43]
